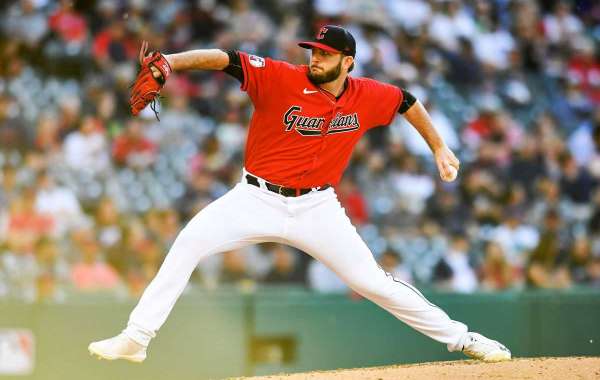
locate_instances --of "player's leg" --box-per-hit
[287,189,510,361]
[89,182,286,361]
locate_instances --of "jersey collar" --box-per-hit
[305,69,351,103]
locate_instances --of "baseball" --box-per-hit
[446,166,457,181]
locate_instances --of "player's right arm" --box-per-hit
[148,49,230,79]
[164,49,230,71]
[149,46,283,106]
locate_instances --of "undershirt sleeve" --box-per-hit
[223,49,244,83]
[398,88,417,114]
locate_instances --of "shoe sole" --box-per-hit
[88,344,146,363]
[464,347,512,362]
[482,351,512,362]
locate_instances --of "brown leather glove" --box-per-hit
[129,41,172,118]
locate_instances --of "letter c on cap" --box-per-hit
[317,27,328,40]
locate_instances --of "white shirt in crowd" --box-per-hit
[428,7,477,51]
[396,107,460,157]
[492,222,540,268]
[63,131,110,174]
[308,260,348,293]
[35,185,84,237]
[444,250,478,293]
[474,29,515,71]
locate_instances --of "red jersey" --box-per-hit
[238,52,403,188]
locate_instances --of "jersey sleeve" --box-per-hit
[238,52,286,105]
[367,81,404,129]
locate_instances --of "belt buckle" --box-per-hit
[278,186,284,196]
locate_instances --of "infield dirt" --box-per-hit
[236,356,600,380]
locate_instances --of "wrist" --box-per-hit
[433,144,448,155]
[164,55,174,70]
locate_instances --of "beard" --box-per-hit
[308,58,343,84]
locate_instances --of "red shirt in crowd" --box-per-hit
[48,8,87,43]
[568,56,600,105]
[112,134,157,165]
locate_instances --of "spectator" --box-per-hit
[308,259,347,294]
[426,187,470,235]
[433,235,478,293]
[215,109,246,160]
[263,245,304,285]
[390,156,435,215]
[63,115,111,175]
[378,249,412,284]
[568,236,593,284]
[588,257,600,287]
[527,209,571,289]
[336,176,369,226]
[34,170,84,237]
[0,94,28,152]
[0,234,38,302]
[112,119,157,169]
[34,237,68,302]
[34,112,62,156]
[92,20,137,67]
[94,196,124,253]
[509,134,546,198]
[154,92,209,147]
[559,152,597,223]
[439,37,483,90]
[428,0,477,52]
[0,166,19,212]
[543,1,583,47]
[118,219,153,276]
[3,0,48,49]
[220,250,252,285]
[479,241,516,291]
[529,177,561,225]
[567,37,600,106]
[177,169,221,219]
[397,97,460,157]
[128,237,163,290]
[473,12,515,72]
[226,0,274,51]
[145,208,180,248]
[7,189,54,242]
[70,229,120,291]
[491,209,539,271]
[48,0,89,49]
[559,153,597,205]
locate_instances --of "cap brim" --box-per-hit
[298,41,341,54]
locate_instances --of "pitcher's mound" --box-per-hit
[239,357,600,380]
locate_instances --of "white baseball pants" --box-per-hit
[125,169,468,350]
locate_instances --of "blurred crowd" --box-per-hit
[1,0,600,303]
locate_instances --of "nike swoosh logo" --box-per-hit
[303,88,318,94]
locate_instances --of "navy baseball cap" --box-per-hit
[298,25,356,57]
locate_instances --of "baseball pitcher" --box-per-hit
[89,25,510,363]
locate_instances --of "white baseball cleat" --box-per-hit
[462,332,511,362]
[88,333,147,363]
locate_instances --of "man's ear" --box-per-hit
[344,56,354,71]
[343,55,354,72]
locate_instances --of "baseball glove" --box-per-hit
[129,41,172,119]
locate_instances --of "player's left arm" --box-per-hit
[400,90,460,182]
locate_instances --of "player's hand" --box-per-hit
[139,41,167,80]
[434,145,459,182]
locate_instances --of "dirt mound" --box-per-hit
[237,357,600,380]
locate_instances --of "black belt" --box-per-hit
[245,174,331,197]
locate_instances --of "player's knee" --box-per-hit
[170,225,207,255]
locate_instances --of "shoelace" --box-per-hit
[149,96,161,121]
